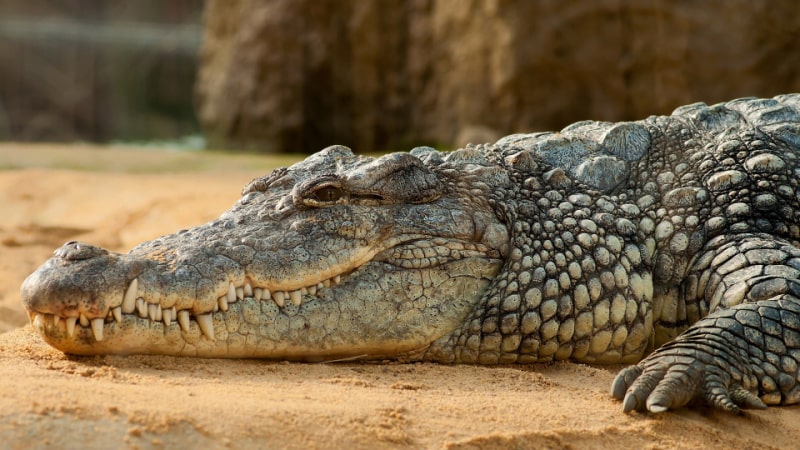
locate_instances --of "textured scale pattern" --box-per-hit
[20,94,800,413]
[423,94,800,412]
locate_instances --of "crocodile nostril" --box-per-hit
[54,242,109,261]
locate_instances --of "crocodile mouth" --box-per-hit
[28,237,498,344]
[30,272,347,343]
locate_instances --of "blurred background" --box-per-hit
[1,0,799,154]
[0,0,202,147]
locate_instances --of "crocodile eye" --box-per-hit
[311,185,343,202]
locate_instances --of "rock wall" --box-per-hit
[196,0,800,153]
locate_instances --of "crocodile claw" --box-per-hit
[611,343,767,414]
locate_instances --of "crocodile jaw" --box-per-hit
[21,213,504,359]
[24,253,501,359]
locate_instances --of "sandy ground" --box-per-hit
[2,144,800,449]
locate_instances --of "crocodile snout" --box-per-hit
[21,241,141,327]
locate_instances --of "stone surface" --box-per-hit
[197,0,800,153]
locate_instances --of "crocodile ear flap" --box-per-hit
[346,153,443,204]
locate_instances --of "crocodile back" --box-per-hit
[647,94,800,250]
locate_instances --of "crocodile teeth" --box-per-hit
[196,313,214,340]
[218,295,229,312]
[317,282,325,290]
[79,313,90,327]
[263,289,272,300]
[112,307,122,323]
[333,275,341,285]
[177,310,190,332]
[307,285,317,296]
[66,317,77,337]
[227,283,236,304]
[148,304,161,321]
[289,290,302,306]
[53,315,61,327]
[273,291,286,307]
[253,288,263,300]
[122,279,138,313]
[91,318,104,341]
[323,279,331,288]
[136,298,147,318]
[243,283,253,297]
[236,287,244,301]
[162,308,173,327]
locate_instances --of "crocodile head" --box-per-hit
[21,146,508,360]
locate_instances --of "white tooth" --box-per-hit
[91,318,104,341]
[235,287,244,301]
[122,279,138,313]
[273,291,285,307]
[162,308,172,327]
[218,295,229,312]
[333,275,341,284]
[149,304,158,321]
[263,289,272,300]
[196,313,214,340]
[228,283,236,304]
[289,290,302,306]
[53,315,62,327]
[136,298,147,318]
[177,310,190,332]
[155,305,162,321]
[244,283,253,297]
[253,288,263,300]
[33,314,44,329]
[317,282,324,290]
[79,313,89,327]
[112,307,122,323]
[323,279,331,288]
[307,285,317,296]
[300,287,308,295]
[66,317,77,337]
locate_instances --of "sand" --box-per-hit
[1,144,799,449]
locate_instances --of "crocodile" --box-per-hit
[21,95,800,414]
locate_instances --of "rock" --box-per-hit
[196,0,800,153]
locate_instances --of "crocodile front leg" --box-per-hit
[612,234,800,413]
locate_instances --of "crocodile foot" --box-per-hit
[610,331,767,413]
